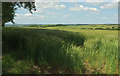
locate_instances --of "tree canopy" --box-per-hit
[2,2,36,27]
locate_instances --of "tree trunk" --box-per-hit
[2,22,5,27]
[2,24,5,27]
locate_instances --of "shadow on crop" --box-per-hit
[2,27,86,73]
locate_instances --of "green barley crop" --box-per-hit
[2,25,118,74]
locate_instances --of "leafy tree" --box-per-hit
[2,2,36,27]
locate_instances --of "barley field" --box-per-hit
[2,25,118,74]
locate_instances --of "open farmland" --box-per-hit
[2,25,118,74]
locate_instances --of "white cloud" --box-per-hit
[100,2,118,9]
[85,2,105,6]
[60,4,66,8]
[70,5,100,12]
[112,13,118,19]
[84,0,118,2]
[23,13,45,19]
[37,15,45,18]
[24,13,32,16]
[35,2,66,9]
[15,14,20,16]
[15,14,45,20]
[101,17,107,19]
[113,13,118,17]
[113,0,119,2]
[30,15,45,18]
[63,14,70,18]
[35,0,119,2]
[46,12,55,15]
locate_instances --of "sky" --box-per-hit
[7,1,118,24]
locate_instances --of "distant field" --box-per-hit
[2,25,118,74]
[29,24,119,30]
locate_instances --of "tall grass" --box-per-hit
[44,26,118,74]
[3,27,85,73]
[2,26,118,74]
